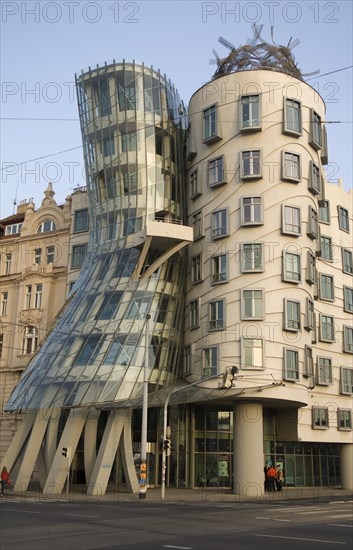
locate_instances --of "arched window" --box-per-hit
[22,325,38,354]
[37,220,56,233]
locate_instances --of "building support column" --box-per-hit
[84,408,99,484]
[86,409,127,497]
[44,407,60,469]
[120,410,138,493]
[0,410,37,474]
[340,443,353,490]
[233,402,264,498]
[12,409,51,493]
[44,408,87,497]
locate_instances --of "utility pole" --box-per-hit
[139,314,151,500]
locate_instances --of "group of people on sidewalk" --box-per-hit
[264,464,284,492]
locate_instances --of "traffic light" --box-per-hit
[62,447,69,458]
[223,366,239,388]
[163,439,171,456]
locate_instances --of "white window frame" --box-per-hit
[241,289,264,320]
[284,298,301,331]
[46,246,55,264]
[337,409,352,431]
[312,407,328,429]
[208,156,225,187]
[240,242,264,272]
[340,367,353,394]
[34,248,42,265]
[307,206,318,239]
[212,207,228,239]
[1,292,8,316]
[343,286,353,314]
[203,346,218,377]
[192,210,203,240]
[240,94,261,132]
[338,206,349,233]
[282,151,301,182]
[282,252,301,283]
[241,149,262,179]
[320,235,333,261]
[283,347,299,381]
[282,204,301,236]
[343,325,353,354]
[240,196,263,226]
[309,109,322,150]
[308,161,321,195]
[283,97,302,136]
[317,356,332,385]
[25,285,32,310]
[342,248,353,275]
[37,219,56,233]
[319,273,334,301]
[5,254,12,275]
[34,284,43,309]
[241,337,264,369]
[211,253,228,284]
[22,325,39,355]
[319,314,335,343]
[191,254,202,284]
[203,104,221,144]
[318,200,330,224]
[5,223,22,235]
[208,299,225,331]
[189,299,199,329]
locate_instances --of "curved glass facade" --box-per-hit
[7,62,189,411]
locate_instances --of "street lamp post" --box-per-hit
[139,314,151,500]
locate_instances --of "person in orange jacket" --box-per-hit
[266,464,276,492]
[1,466,11,496]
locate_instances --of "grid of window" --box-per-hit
[304,345,314,378]
[340,367,353,394]
[308,161,321,195]
[240,95,260,130]
[192,210,203,239]
[282,205,301,235]
[343,286,353,313]
[203,347,218,377]
[241,338,264,369]
[208,300,225,330]
[241,196,263,225]
[343,326,353,353]
[241,150,261,178]
[241,243,264,272]
[34,284,43,309]
[282,152,301,182]
[191,254,202,284]
[338,206,349,232]
[5,223,22,235]
[212,254,227,284]
[337,409,352,430]
[318,200,330,223]
[184,346,191,375]
[283,252,301,283]
[5,254,12,275]
[208,157,224,187]
[74,209,88,232]
[212,208,228,239]
[46,246,55,264]
[320,236,333,261]
[312,407,328,429]
[284,348,299,381]
[241,289,264,320]
[317,357,332,385]
[189,300,199,328]
[71,244,87,269]
[34,248,42,265]
[25,285,32,310]
[284,299,301,331]
[284,98,302,135]
[22,325,38,355]
[74,335,105,366]
[320,314,335,342]
[121,132,137,152]
[342,249,353,274]
[309,109,322,150]
[319,274,334,301]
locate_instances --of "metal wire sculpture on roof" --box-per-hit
[212,24,317,80]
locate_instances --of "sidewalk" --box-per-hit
[3,485,353,504]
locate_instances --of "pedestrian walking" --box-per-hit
[1,466,11,496]
[266,464,276,492]
[276,465,284,491]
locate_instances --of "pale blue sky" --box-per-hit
[1,0,352,216]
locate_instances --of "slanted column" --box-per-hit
[340,444,353,490]
[233,402,264,498]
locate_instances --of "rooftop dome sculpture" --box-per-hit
[212,24,318,80]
